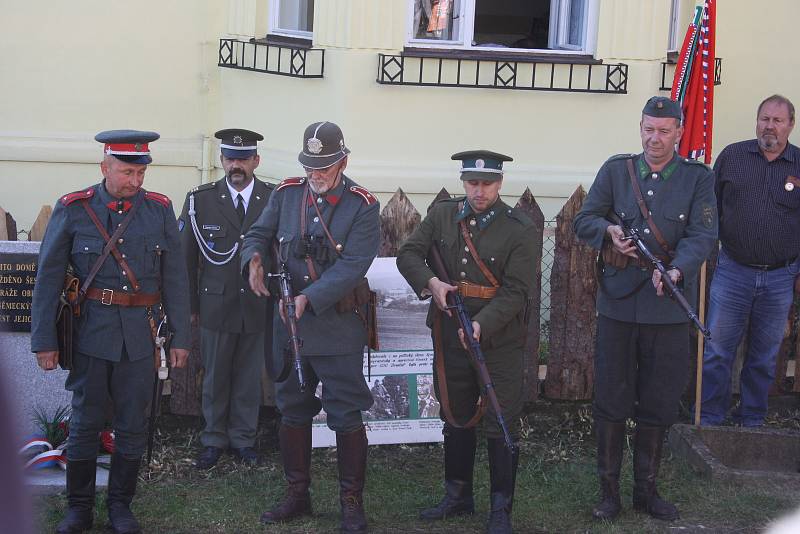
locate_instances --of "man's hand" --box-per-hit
[170,348,190,369]
[652,268,682,297]
[606,225,638,258]
[278,294,310,324]
[247,252,270,297]
[457,321,481,350]
[427,277,458,317]
[36,351,59,371]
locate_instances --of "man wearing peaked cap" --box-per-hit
[397,149,537,534]
[241,121,380,533]
[179,128,274,470]
[573,96,717,523]
[31,130,191,534]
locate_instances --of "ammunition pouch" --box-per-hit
[600,240,630,270]
[336,278,379,350]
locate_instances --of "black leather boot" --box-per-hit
[486,438,519,534]
[419,425,477,520]
[592,421,625,520]
[337,425,368,534]
[632,425,679,521]
[260,424,313,524]
[106,453,142,534]
[56,458,96,534]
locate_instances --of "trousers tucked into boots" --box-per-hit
[419,426,477,520]
[337,425,368,534]
[592,421,625,521]
[632,425,679,521]
[260,424,313,524]
[106,453,142,534]
[56,458,97,534]
[486,437,519,534]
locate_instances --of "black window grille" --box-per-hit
[660,57,722,91]
[376,53,628,94]
[218,38,324,78]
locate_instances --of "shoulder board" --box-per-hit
[682,157,709,167]
[436,195,461,204]
[60,188,94,206]
[606,153,636,163]
[145,191,171,207]
[276,177,306,191]
[505,206,534,225]
[190,182,216,194]
[349,185,377,205]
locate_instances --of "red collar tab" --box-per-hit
[107,200,132,213]
[306,193,340,206]
[60,188,94,206]
[104,142,150,156]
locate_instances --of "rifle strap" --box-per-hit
[627,158,674,259]
[458,220,499,288]
[78,193,144,303]
[432,309,485,429]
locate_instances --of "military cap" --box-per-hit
[642,96,682,121]
[298,121,351,169]
[95,129,160,165]
[451,150,513,181]
[215,128,263,159]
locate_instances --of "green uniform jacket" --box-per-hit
[396,197,537,347]
[573,152,718,324]
[178,177,274,333]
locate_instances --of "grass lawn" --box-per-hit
[34,402,800,533]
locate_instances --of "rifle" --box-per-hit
[146,312,172,464]
[613,213,711,339]
[268,244,307,392]
[428,242,516,451]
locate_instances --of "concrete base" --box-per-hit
[25,455,110,495]
[669,424,800,483]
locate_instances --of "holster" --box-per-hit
[335,278,379,350]
[56,273,81,370]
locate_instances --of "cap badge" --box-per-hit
[134,143,143,152]
[475,159,485,168]
[233,135,243,145]
[656,101,664,109]
[307,137,323,154]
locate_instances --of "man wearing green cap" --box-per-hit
[396,150,537,534]
[574,96,717,522]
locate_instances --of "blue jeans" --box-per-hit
[700,248,798,426]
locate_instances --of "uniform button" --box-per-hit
[122,270,126,276]
[317,197,323,204]
[209,233,213,237]
[651,173,658,180]
[155,244,160,249]
[117,210,123,214]
[461,258,468,264]
[647,190,654,197]
[620,212,625,217]
[117,238,124,244]
[303,275,310,282]
[240,288,245,293]
[469,233,473,238]
[122,285,128,290]
[121,253,126,258]
[313,217,319,223]
[469,219,477,226]
[678,214,685,220]
[490,257,495,263]
[84,246,89,251]
[204,288,208,292]
[459,272,466,278]
[464,246,469,252]
[240,234,245,239]
[643,228,651,234]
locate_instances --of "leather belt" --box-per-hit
[85,287,161,307]
[457,281,497,299]
[743,262,787,271]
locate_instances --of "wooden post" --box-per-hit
[168,319,203,415]
[29,206,52,241]
[379,188,421,257]
[544,186,598,400]
[0,207,17,241]
[515,188,544,402]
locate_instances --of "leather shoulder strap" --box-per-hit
[458,215,500,288]
[626,159,674,258]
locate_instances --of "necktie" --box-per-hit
[236,193,245,223]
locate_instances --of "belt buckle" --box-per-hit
[101,289,114,305]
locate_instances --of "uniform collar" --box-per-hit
[99,180,141,212]
[226,177,255,209]
[307,176,346,207]
[637,152,679,181]
[455,198,502,229]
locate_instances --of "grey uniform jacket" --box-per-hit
[179,177,274,333]
[31,182,191,360]
[240,175,380,356]
[573,153,718,324]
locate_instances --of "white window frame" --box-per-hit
[269,0,314,40]
[667,0,683,52]
[406,0,599,55]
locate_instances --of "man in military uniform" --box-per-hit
[31,130,191,534]
[241,121,379,534]
[179,129,274,469]
[573,97,717,522]
[396,151,537,534]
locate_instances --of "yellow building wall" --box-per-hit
[2,0,800,229]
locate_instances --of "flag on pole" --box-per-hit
[671,0,716,164]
